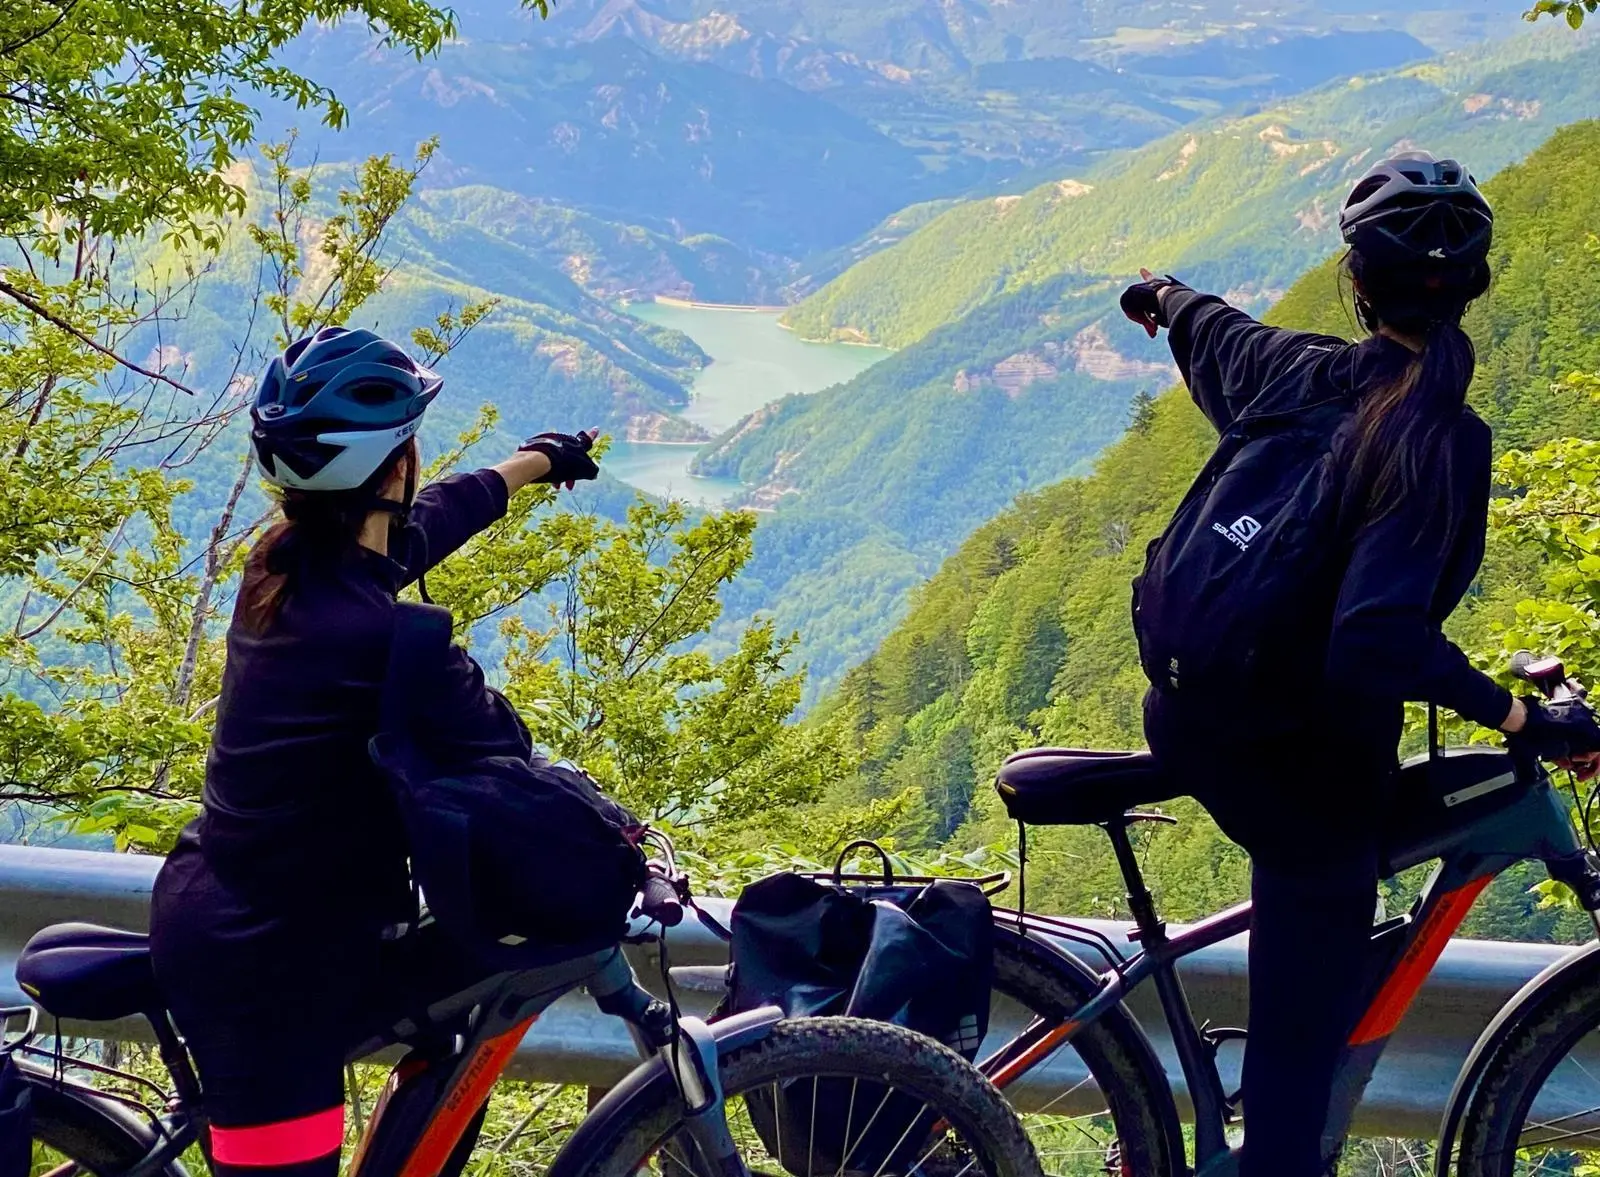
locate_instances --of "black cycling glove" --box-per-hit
[1120,275,1183,338]
[1507,695,1600,763]
[520,431,599,486]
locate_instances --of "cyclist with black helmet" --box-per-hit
[149,328,601,1177]
[1122,153,1600,1175]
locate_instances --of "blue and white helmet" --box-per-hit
[250,327,443,491]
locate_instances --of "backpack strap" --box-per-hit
[379,602,455,742]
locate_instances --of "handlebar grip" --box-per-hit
[638,873,684,928]
[1512,649,1574,700]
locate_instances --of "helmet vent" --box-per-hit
[285,380,323,409]
[375,354,415,371]
[347,381,402,406]
[1347,176,1386,207]
[1400,169,1428,185]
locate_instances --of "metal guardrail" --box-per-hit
[0,844,1578,1138]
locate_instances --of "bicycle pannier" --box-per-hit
[721,846,993,1177]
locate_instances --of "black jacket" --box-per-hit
[1164,286,1512,732]
[160,469,531,929]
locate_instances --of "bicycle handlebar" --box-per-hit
[638,869,684,928]
[1512,649,1588,703]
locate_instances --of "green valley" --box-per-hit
[698,26,1600,699]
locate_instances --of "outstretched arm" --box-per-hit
[396,429,600,585]
[1123,268,1344,433]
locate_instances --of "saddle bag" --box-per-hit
[721,843,995,1177]
[370,603,647,967]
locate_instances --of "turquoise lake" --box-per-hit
[605,302,886,504]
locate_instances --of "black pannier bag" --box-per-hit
[721,844,994,1177]
[1132,393,1355,696]
[0,1020,32,1177]
[370,603,646,965]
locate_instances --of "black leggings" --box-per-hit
[151,845,480,1177]
[1145,687,1383,1177]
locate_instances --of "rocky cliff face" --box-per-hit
[624,413,713,443]
[953,322,1176,397]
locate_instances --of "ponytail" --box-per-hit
[1338,249,1490,544]
[237,440,414,634]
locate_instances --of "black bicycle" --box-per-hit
[942,651,1600,1177]
[0,832,1043,1177]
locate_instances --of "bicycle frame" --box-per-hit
[983,750,1600,1177]
[28,942,779,1177]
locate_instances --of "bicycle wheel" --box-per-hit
[985,925,1183,1177]
[1455,960,1600,1177]
[23,1077,188,1177]
[552,1017,1041,1177]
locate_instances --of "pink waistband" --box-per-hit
[211,1106,345,1167]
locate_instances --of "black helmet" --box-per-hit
[250,327,443,491]
[1339,151,1493,267]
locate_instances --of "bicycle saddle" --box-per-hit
[16,922,160,1021]
[994,748,1179,826]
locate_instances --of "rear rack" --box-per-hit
[0,1006,38,1056]
[991,907,1131,972]
[801,869,1014,898]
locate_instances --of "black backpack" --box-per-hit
[1132,393,1356,696]
[370,603,647,966]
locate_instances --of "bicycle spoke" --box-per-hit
[833,1078,859,1177]
[1026,1072,1101,1119]
[771,1081,782,1167]
[867,1098,933,1177]
[808,1074,818,1177]
[835,1082,894,1176]
[1518,1115,1600,1149]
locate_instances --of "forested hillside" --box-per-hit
[697,29,1600,696]
[810,119,1600,941]
[784,26,1599,348]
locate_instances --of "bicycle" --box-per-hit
[0,832,1043,1177]
[958,651,1600,1177]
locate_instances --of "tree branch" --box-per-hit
[16,515,130,641]
[0,278,199,395]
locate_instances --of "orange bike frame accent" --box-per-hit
[988,1020,1079,1091]
[1347,876,1492,1046]
[389,1016,536,1177]
[349,1057,430,1175]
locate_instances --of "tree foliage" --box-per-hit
[0,0,469,243]
[1529,1,1600,29]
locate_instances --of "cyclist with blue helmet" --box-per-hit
[148,327,601,1177]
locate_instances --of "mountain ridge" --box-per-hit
[782,25,1599,349]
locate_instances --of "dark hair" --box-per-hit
[238,439,415,633]
[1339,248,1492,540]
